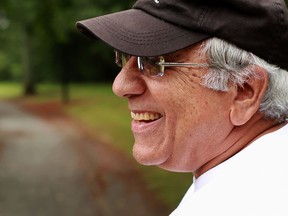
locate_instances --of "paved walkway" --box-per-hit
[0,101,169,216]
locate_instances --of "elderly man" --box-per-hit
[76,0,288,215]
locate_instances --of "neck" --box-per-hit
[194,115,286,178]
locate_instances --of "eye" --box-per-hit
[114,50,131,68]
[140,56,165,77]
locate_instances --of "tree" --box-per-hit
[2,0,39,95]
[1,0,134,97]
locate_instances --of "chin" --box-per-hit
[132,142,171,166]
[158,162,191,173]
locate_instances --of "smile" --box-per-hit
[131,111,162,122]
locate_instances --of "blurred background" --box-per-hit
[0,0,194,215]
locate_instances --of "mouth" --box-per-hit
[131,111,162,123]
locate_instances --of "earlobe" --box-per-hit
[230,66,268,126]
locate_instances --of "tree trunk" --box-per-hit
[22,24,36,96]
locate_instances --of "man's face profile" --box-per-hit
[112,43,236,174]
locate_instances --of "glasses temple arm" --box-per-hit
[158,62,209,67]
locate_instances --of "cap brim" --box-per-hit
[76,9,210,56]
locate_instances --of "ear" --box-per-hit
[230,66,268,126]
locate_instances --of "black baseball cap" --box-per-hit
[76,0,288,70]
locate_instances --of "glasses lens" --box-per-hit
[114,51,131,68]
[138,56,165,77]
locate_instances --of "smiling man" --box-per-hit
[76,0,288,215]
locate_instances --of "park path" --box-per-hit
[0,101,169,216]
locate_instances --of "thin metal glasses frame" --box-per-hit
[115,50,209,77]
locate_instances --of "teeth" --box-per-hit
[131,112,161,121]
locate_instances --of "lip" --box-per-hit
[130,110,163,133]
[131,117,163,134]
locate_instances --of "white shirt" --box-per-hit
[170,124,288,216]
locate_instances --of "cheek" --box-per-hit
[162,77,204,136]
[161,88,233,171]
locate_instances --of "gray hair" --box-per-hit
[200,38,288,123]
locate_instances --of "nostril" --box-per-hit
[123,94,133,98]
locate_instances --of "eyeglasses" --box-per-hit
[114,50,209,77]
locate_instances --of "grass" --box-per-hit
[0,82,192,210]
[0,82,22,99]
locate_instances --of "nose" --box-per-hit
[112,57,146,98]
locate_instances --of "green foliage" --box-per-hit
[0,0,135,84]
